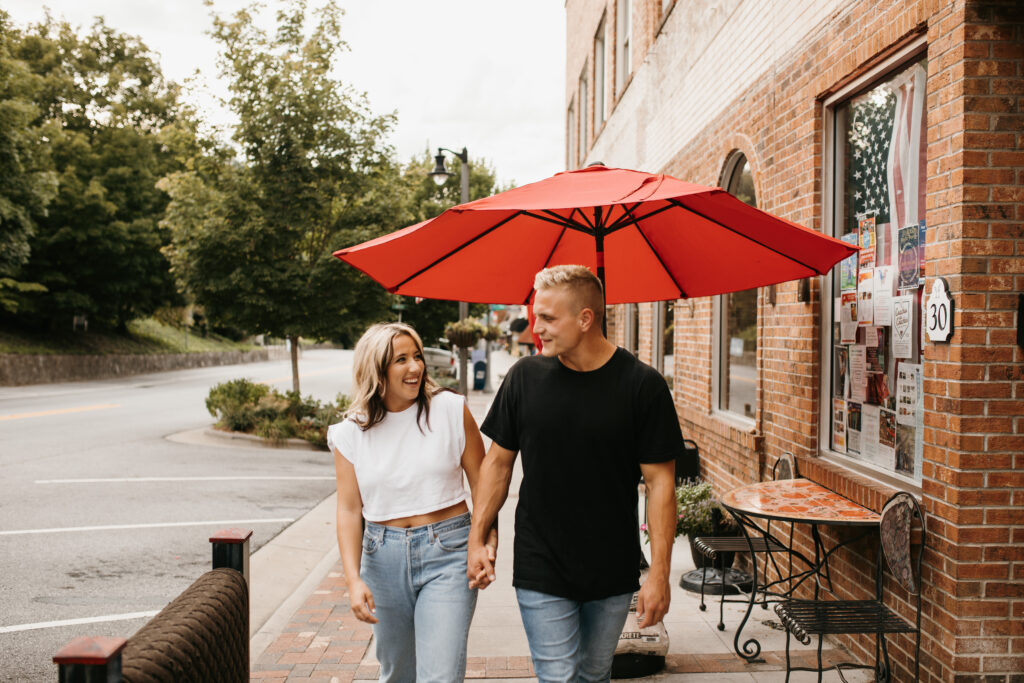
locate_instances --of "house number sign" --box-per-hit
[926,278,954,343]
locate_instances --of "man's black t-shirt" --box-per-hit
[481,347,684,601]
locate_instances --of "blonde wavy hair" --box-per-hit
[347,322,442,431]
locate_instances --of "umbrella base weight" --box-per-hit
[678,567,752,595]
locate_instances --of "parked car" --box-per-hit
[423,346,457,378]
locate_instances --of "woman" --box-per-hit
[329,322,495,682]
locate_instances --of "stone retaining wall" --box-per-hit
[0,347,291,386]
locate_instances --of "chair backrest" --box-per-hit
[772,452,797,481]
[879,492,924,595]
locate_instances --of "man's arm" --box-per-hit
[467,441,517,590]
[637,460,675,627]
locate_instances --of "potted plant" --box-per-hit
[673,478,739,569]
[444,319,485,349]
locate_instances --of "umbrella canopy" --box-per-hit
[335,165,857,305]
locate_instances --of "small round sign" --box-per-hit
[925,278,954,343]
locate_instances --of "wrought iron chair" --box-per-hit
[774,491,923,682]
[694,452,797,630]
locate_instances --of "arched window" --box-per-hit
[715,154,758,420]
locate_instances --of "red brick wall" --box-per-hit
[568,0,1024,679]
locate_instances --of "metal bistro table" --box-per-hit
[720,478,881,662]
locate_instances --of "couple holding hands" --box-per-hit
[329,265,683,683]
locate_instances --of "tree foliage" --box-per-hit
[5,13,185,329]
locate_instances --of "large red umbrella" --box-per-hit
[334,165,856,305]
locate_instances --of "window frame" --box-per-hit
[594,16,607,128]
[712,152,758,428]
[615,0,631,95]
[578,65,589,164]
[817,36,928,491]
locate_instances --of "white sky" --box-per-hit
[4,1,567,187]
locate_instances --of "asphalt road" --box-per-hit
[0,348,353,682]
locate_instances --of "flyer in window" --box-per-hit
[840,233,859,291]
[875,221,894,268]
[918,219,927,285]
[898,224,920,290]
[860,403,882,466]
[832,398,846,453]
[834,346,850,399]
[872,266,894,326]
[892,295,914,358]
[878,408,896,467]
[849,345,868,403]
[858,216,875,269]
[841,292,858,343]
[896,362,921,426]
[896,424,916,475]
[857,270,874,325]
[846,401,862,455]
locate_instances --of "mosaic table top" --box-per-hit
[720,478,881,526]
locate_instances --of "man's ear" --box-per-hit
[578,307,595,332]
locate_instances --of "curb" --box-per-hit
[203,427,320,451]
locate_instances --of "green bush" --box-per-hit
[205,379,349,450]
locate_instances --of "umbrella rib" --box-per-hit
[523,210,593,235]
[521,225,570,305]
[393,210,525,289]
[570,207,596,231]
[604,203,675,234]
[633,223,689,299]
[665,198,822,274]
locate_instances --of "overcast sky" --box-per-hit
[4,1,566,187]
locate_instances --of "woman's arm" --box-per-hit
[333,448,377,623]
[460,404,498,554]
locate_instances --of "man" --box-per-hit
[468,265,682,683]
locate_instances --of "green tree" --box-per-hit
[162,1,401,392]
[0,11,57,312]
[390,150,505,345]
[8,15,184,330]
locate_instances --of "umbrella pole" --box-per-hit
[595,206,608,338]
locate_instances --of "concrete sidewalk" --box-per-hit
[247,349,868,682]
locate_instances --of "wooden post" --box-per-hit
[53,636,126,683]
[210,528,253,585]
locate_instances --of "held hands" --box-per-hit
[635,573,670,628]
[467,538,497,590]
[348,579,378,623]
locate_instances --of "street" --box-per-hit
[0,349,352,682]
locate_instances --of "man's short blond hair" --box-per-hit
[534,265,604,326]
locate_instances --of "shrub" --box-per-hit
[205,379,349,451]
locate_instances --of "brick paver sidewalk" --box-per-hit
[250,561,536,682]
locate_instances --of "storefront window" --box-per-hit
[826,57,927,483]
[717,155,758,420]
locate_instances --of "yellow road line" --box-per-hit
[0,403,121,421]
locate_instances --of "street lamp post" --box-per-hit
[430,147,471,395]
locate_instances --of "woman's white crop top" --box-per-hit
[327,390,467,522]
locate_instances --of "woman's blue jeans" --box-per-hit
[515,587,632,683]
[360,513,477,683]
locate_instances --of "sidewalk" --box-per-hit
[249,350,867,682]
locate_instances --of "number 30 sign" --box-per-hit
[926,278,954,343]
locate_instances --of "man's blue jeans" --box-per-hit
[515,587,632,683]
[361,513,477,683]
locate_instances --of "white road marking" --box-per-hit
[0,518,294,537]
[0,611,161,634]
[36,476,335,484]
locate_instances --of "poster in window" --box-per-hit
[873,266,894,326]
[840,233,859,291]
[860,404,883,466]
[858,216,876,269]
[841,292,858,343]
[832,399,847,453]
[857,270,874,325]
[891,295,914,358]
[896,363,921,426]
[834,346,850,399]
[898,224,920,291]
[849,345,867,403]
[896,424,916,475]
[918,220,927,285]
[847,401,862,454]
[875,221,894,268]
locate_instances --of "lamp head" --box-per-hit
[429,151,450,186]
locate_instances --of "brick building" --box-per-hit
[565,0,1022,680]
